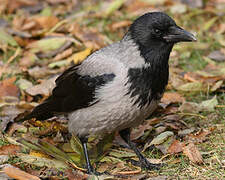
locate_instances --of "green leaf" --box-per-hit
[19,154,68,170]
[177,82,203,92]
[109,149,136,158]
[16,79,33,91]
[203,16,219,32]
[150,131,174,146]
[28,37,67,53]
[0,28,18,47]
[70,135,83,155]
[104,0,125,16]
[200,96,218,112]
[48,59,69,68]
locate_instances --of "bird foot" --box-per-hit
[130,158,162,170]
[85,166,103,176]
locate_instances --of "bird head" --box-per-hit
[129,12,196,48]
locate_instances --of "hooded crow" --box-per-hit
[21,12,196,174]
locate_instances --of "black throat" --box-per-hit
[127,36,173,108]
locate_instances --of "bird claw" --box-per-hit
[140,158,162,170]
[129,158,162,170]
[86,166,103,176]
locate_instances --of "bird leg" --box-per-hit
[119,128,160,170]
[79,137,95,174]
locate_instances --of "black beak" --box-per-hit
[163,26,197,43]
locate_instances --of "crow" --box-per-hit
[20,12,196,174]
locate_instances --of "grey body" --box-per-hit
[68,34,158,137]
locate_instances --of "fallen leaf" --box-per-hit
[109,149,136,158]
[19,52,37,68]
[110,20,132,31]
[168,140,184,154]
[16,79,33,91]
[0,155,9,164]
[199,96,218,112]
[177,81,204,92]
[25,76,57,96]
[150,131,174,146]
[203,16,219,32]
[0,28,18,47]
[143,131,174,152]
[34,16,59,29]
[53,47,73,61]
[48,59,70,68]
[170,3,187,14]
[161,92,185,104]
[116,168,142,175]
[72,48,92,65]
[181,0,203,8]
[27,37,67,54]
[0,77,20,99]
[178,128,196,137]
[6,123,27,136]
[210,80,223,92]
[183,142,203,164]
[70,25,107,50]
[125,0,154,16]
[185,129,211,143]
[155,136,175,154]
[179,102,200,113]
[3,165,41,180]
[0,105,24,132]
[208,50,225,62]
[131,123,153,140]
[19,154,68,170]
[103,0,126,17]
[146,176,168,180]
[0,144,21,155]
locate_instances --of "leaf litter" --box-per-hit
[0,0,225,179]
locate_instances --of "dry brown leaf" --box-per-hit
[184,72,222,84]
[185,129,211,143]
[110,20,132,31]
[65,169,87,180]
[0,77,20,99]
[53,47,73,61]
[125,0,155,16]
[168,140,184,154]
[46,0,71,4]
[3,165,40,180]
[34,16,59,29]
[0,144,21,155]
[161,92,185,104]
[70,24,107,50]
[25,76,57,96]
[146,117,161,125]
[6,0,37,13]
[183,142,203,164]
[116,168,142,175]
[7,123,27,136]
[130,123,152,140]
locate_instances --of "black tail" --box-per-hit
[16,97,62,122]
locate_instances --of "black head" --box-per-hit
[129,12,196,48]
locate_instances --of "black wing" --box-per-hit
[25,65,115,120]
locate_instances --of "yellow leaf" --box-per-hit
[29,150,50,158]
[72,48,92,65]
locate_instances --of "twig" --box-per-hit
[178,113,206,119]
[48,19,68,34]
[6,47,21,65]
[215,105,225,108]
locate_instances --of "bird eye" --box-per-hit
[154,28,161,34]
